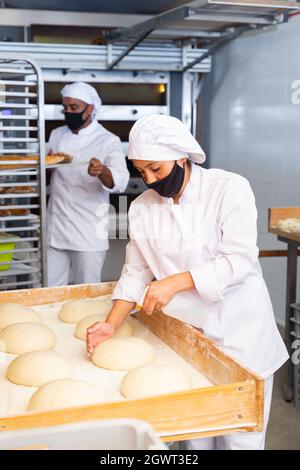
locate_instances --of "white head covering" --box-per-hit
[128,114,206,164]
[61,82,102,119]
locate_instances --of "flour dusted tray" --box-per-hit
[0,282,263,442]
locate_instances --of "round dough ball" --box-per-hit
[59,298,112,324]
[0,322,56,354]
[0,303,40,330]
[6,351,74,387]
[120,364,192,399]
[28,379,99,411]
[75,314,134,341]
[92,337,155,371]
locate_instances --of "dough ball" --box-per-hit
[0,303,40,330]
[28,379,99,411]
[75,314,134,341]
[59,298,112,324]
[277,218,300,233]
[120,364,192,399]
[0,322,56,354]
[6,351,74,387]
[92,337,155,371]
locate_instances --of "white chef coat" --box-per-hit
[47,120,129,252]
[112,163,289,379]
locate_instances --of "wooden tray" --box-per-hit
[268,207,300,243]
[0,282,264,442]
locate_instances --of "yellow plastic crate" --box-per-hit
[0,235,15,271]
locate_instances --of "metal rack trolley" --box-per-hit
[0,54,46,290]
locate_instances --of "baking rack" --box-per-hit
[0,54,46,289]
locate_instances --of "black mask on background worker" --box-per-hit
[144,161,185,198]
[64,106,89,132]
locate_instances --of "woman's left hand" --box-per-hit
[142,276,180,315]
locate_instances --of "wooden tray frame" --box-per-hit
[0,282,263,442]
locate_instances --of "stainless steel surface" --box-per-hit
[0,54,46,290]
[0,42,211,73]
[106,0,300,43]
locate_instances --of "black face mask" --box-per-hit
[144,162,185,198]
[64,106,89,132]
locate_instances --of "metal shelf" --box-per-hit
[0,54,46,290]
[0,226,40,233]
[0,247,38,255]
[0,182,38,187]
[0,80,37,86]
[0,91,37,98]
[0,193,39,199]
[0,42,211,73]
[0,258,39,266]
[0,214,39,222]
[0,204,39,209]
[0,103,38,109]
[0,236,39,244]
[0,115,38,120]
[0,138,38,142]
[0,126,38,131]
[0,67,37,75]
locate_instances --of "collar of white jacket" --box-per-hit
[128,114,206,164]
[61,81,102,119]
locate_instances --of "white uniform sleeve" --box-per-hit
[102,136,129,193]
[112,240,154,303]
[189,177,259,302]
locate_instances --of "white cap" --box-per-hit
[61,82,102,119]
[128,114,206,164]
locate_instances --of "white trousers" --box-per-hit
[180,375,274,450]
[47,246,106,287]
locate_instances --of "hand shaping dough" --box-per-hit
[120,364,192,399]
[6,351,74,387]
[0,303,41,330]
[92,337,155,371]
[28,379,99,411]
[59,298,112,324]
[75,314,134,341]
[0,322,56,354]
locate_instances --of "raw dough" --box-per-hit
[59,298,112,324]
[92,337,155,371]
[6,351,74,387]
[0,303,40,330]
[75,314,134,341]
[0,322,56,354]
[276,218,300,234]
[28,379,99,411]
[120,364,192,399]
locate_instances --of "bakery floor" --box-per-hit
[266,364,300,449]
[172,326,300,450]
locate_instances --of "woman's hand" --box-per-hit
[142,272,195,316]
[86,321,114,357]
[142,277,178,315]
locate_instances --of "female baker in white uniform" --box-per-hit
[87,114,288,450]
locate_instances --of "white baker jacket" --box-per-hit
[112,163,289,379]
[47,120,129,252]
